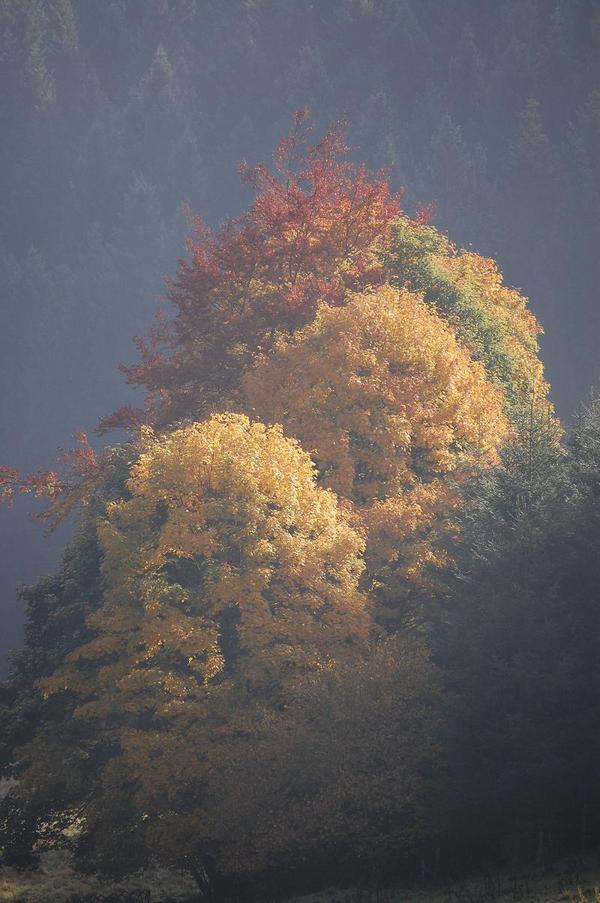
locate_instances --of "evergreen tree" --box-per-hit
[439,401,599,862]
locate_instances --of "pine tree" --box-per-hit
[437,399,600,861]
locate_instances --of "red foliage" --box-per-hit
[2,114,403,526]
[0,466,21,505]
[96,404,146,436]
[414,202,436,226]
[0,434,108,529]
[111,111,402,429]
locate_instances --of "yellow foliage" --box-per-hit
[387,217,553,423]
[243,285,511,625]
[244,285,510,504]
[437,249,550,413]
[42,414,368,721]
[362,481,457,628]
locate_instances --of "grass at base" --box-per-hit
[289,855,600,903]
[0,850,196,901]
[0,852,598,901]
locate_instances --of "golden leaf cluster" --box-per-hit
[42,414,368,722]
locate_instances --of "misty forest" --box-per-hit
[1,1,600,901]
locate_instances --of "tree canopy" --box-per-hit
[2,114,597,901]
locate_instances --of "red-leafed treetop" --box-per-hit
[1,113,402,520]
[104,109,402,431]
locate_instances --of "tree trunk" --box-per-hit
[535,829,545,865]
[190,860,226,903]
[433,845,441,883]
[580,796,589,851]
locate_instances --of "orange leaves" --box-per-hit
[363,482,458,629]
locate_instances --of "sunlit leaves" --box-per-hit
[244,284,510,627]
[386,217,551,423]
[43,413,368,717]
[245,285,509,503]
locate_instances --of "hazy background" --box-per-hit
[1,0,599,672]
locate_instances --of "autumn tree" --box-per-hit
[245,285,508,500]
[1,114,547,526]
[244,284,510,627]
[102,115,548,441]
[81,117,546,634]
[1,3,600,894]
[13,414,368,889]
[45,413,368,705]
[0,112,559,895]
[385,216,550,424]
[105,110,401,432]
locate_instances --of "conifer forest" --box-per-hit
[0,2,599,901]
